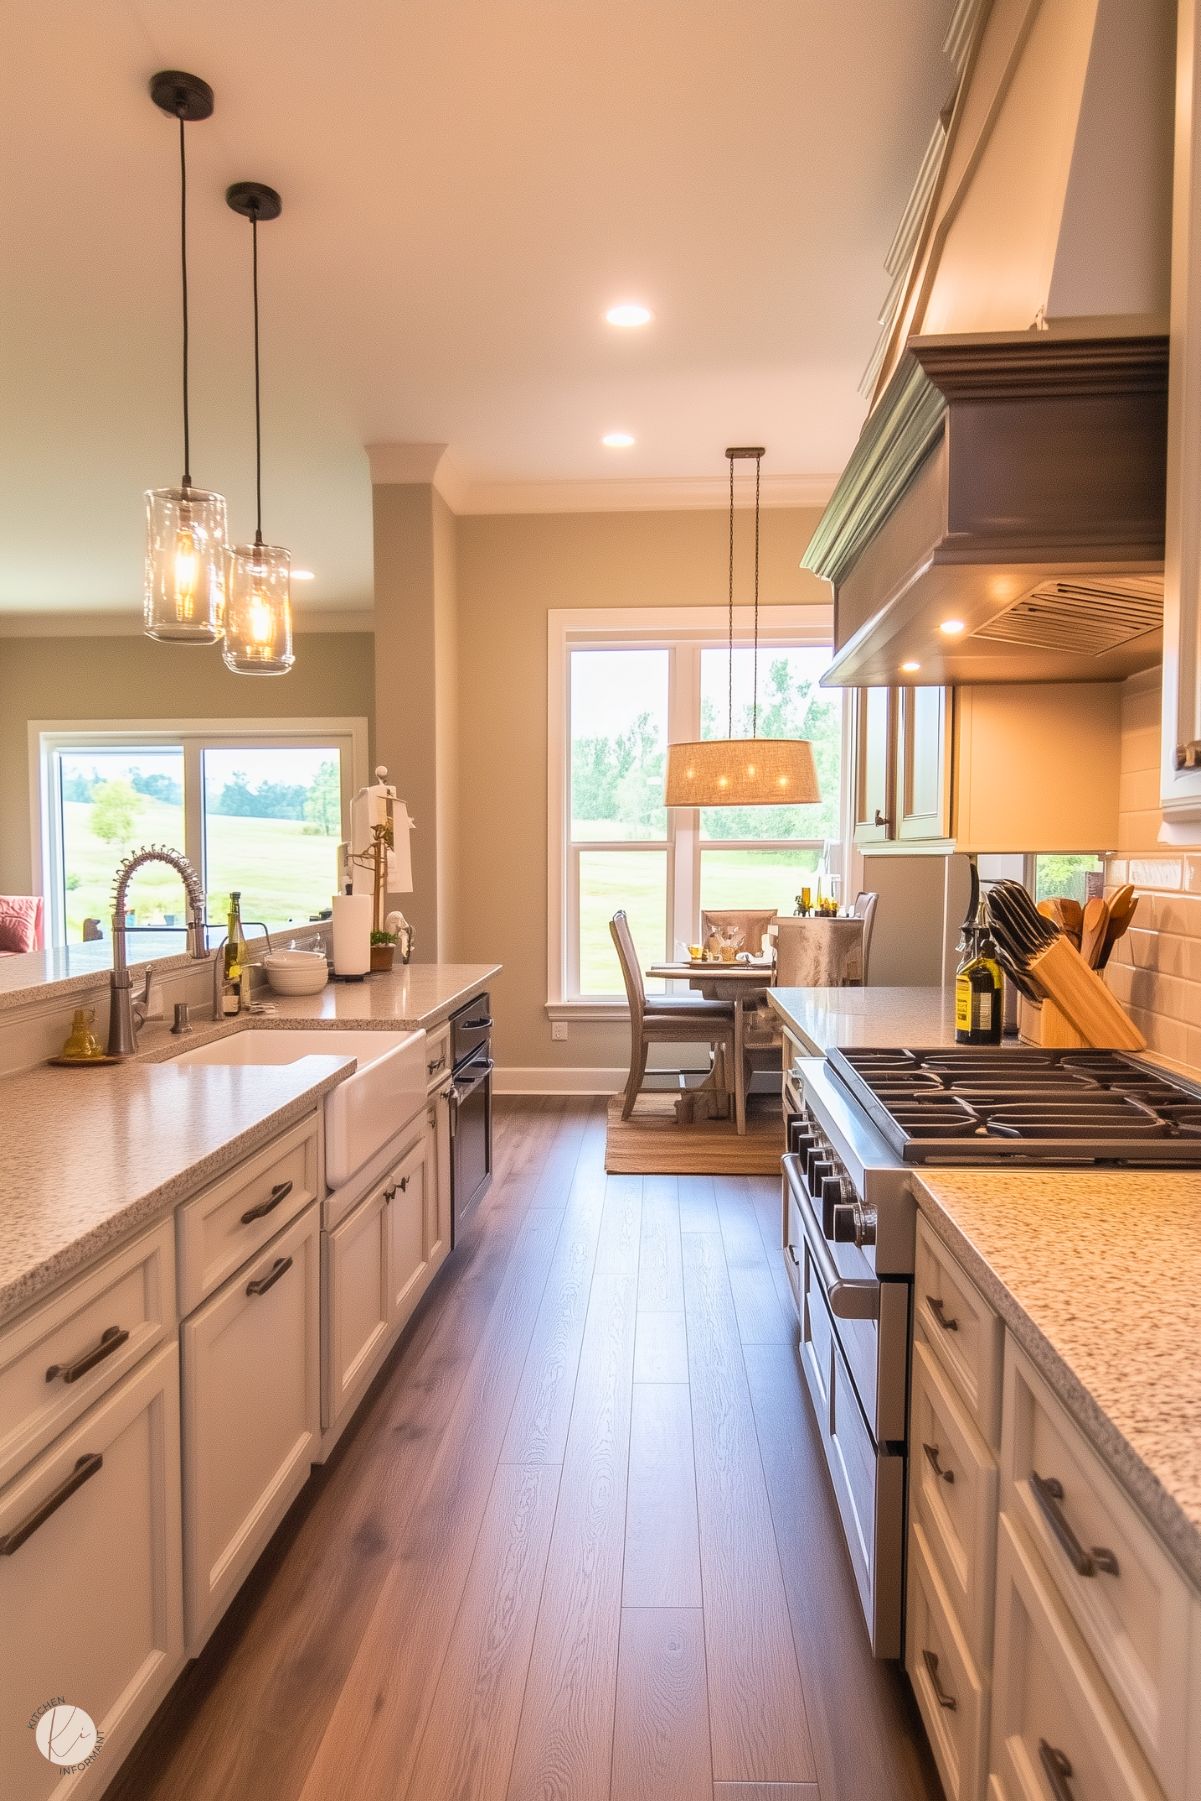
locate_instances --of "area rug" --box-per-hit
[605,1090,784,1175]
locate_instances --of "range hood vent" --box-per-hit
[806,328,1168,688]
[971,576,1163,657]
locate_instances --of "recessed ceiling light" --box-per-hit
[900,660,921,672]
[602,431,635,448]
[605,302,653,328]
[291,569,315,581]
[939,618,966,636]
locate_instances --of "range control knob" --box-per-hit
[808,1157,833,1197]
[818,1174,843,1236]
[832,1201,878,1247]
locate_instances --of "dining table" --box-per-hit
[644,958,777,1135]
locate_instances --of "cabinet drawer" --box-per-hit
[177,1113,319,1313]
[907,1517,988,1801]
[424,1022,451,1089]
[916,1217,1002,1447]
[181,1204,320,1651]
[0,1341,183,1801]
[1002,1342,1191,1799]
[0,1220,175,1490]
[911,1337,998,1671]
[990,1514,1164,1801]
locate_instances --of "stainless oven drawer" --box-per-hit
[784,1157,909,1444]
[798,1260,904,1658]
[451,993,492,1069]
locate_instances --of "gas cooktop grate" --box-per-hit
[827,1046,1201,1165]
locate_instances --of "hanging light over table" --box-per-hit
[664,448,819,807]
[223,181,294,675]
[145,72,228,643]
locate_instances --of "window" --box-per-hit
[35,718,367,947]
[550,608,842,1004]
[1032,854,1103,907]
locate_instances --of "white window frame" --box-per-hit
[31,715,369,947]
[547,605,844,1015]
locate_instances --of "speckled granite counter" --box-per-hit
[767,982,1201,1587]
[913,1169,1201,1588]
[0,1056,353,1324]
[767,984,957,1054]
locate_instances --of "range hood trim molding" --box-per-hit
[805,328,1169,590]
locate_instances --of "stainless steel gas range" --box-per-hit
[782,1044,1201,1661]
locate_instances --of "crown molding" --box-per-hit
[455,471,838,516]
[0,607,374,638]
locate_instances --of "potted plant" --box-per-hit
[370,929,396,973]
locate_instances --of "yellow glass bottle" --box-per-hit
[955,923,1003,1045]
[222,891,251,1015]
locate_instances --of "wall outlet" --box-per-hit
[551,1020,568,1041]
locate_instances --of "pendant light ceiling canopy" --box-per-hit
[144,71,227,645]
[664,448,820,809]
[223,181,294,676]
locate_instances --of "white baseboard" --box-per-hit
[494,1066,624,1095]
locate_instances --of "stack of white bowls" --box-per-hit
[262,948,329,996]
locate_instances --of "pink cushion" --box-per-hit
[0,895,44,954]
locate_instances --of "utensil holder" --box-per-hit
[1017,995,1090,1049]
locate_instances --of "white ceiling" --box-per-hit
[0,0,952,615]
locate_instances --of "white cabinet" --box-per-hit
[852,685,897,845]
[324,1182,391,1430]
[180,1204,320,1651]
[1161,0,1201,822]
[321,1103,449,1437]
[0,1341,183,1801]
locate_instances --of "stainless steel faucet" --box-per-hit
[107,845,208,1056]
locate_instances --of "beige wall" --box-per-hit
[0,632,374,895]
[1103,668,1201,1071]
[452,506,829,1074]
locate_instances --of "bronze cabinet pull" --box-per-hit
[240,1179,293,1225]
[46,1324,129,1384]
[397,1174,410,1192]
[1031,1472,1119,1578]
[873,809,890,828]
[921,1649,957,1711]
[786,1243,800,1266]
[1037,1740,1075,1800]
[0,1453,103,1555]
[922,1442,955,1484]
[928,1295,959,1332]
[427,1053,446,1075]
[245,1254,293,1298]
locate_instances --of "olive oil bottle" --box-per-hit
[955,919,1003,1045]
[222,891,251,1015]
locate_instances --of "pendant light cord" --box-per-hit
[752,450,761,737]
[178,114,191,489]
[727,451,735,739]
[251,207,263,544]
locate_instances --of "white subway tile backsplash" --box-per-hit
[1104,673,1201,1071]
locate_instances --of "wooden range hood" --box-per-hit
[806,325,1168,688]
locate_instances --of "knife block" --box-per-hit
[1017,995,1090,1049]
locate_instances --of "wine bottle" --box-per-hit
[223,891,251,1014]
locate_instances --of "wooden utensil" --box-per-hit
[1099,889,1138,970]
[988,886,1145,1050]
[1057,897,1084,939]
[1080,897,1111,968]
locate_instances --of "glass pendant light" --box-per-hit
[664,448,820,807]
[145,72,227,644]
[223,182,294,675]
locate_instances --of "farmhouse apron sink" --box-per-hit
[173,1029,427,1188]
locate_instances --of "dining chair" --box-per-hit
[609,911,736,1121]
[700,908,777,954]
[851,890,879,984]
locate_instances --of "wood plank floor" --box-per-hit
[109,1097,941,1801]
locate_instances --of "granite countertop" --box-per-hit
[767,984,956,1055]
[914,1168,1201,1588]
[767,981,1201,1586]
[0,963,500,1323]
[0,1056,353,1324]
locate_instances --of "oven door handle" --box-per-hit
[784,1157,880,1321]
[450,1057,494,1107]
